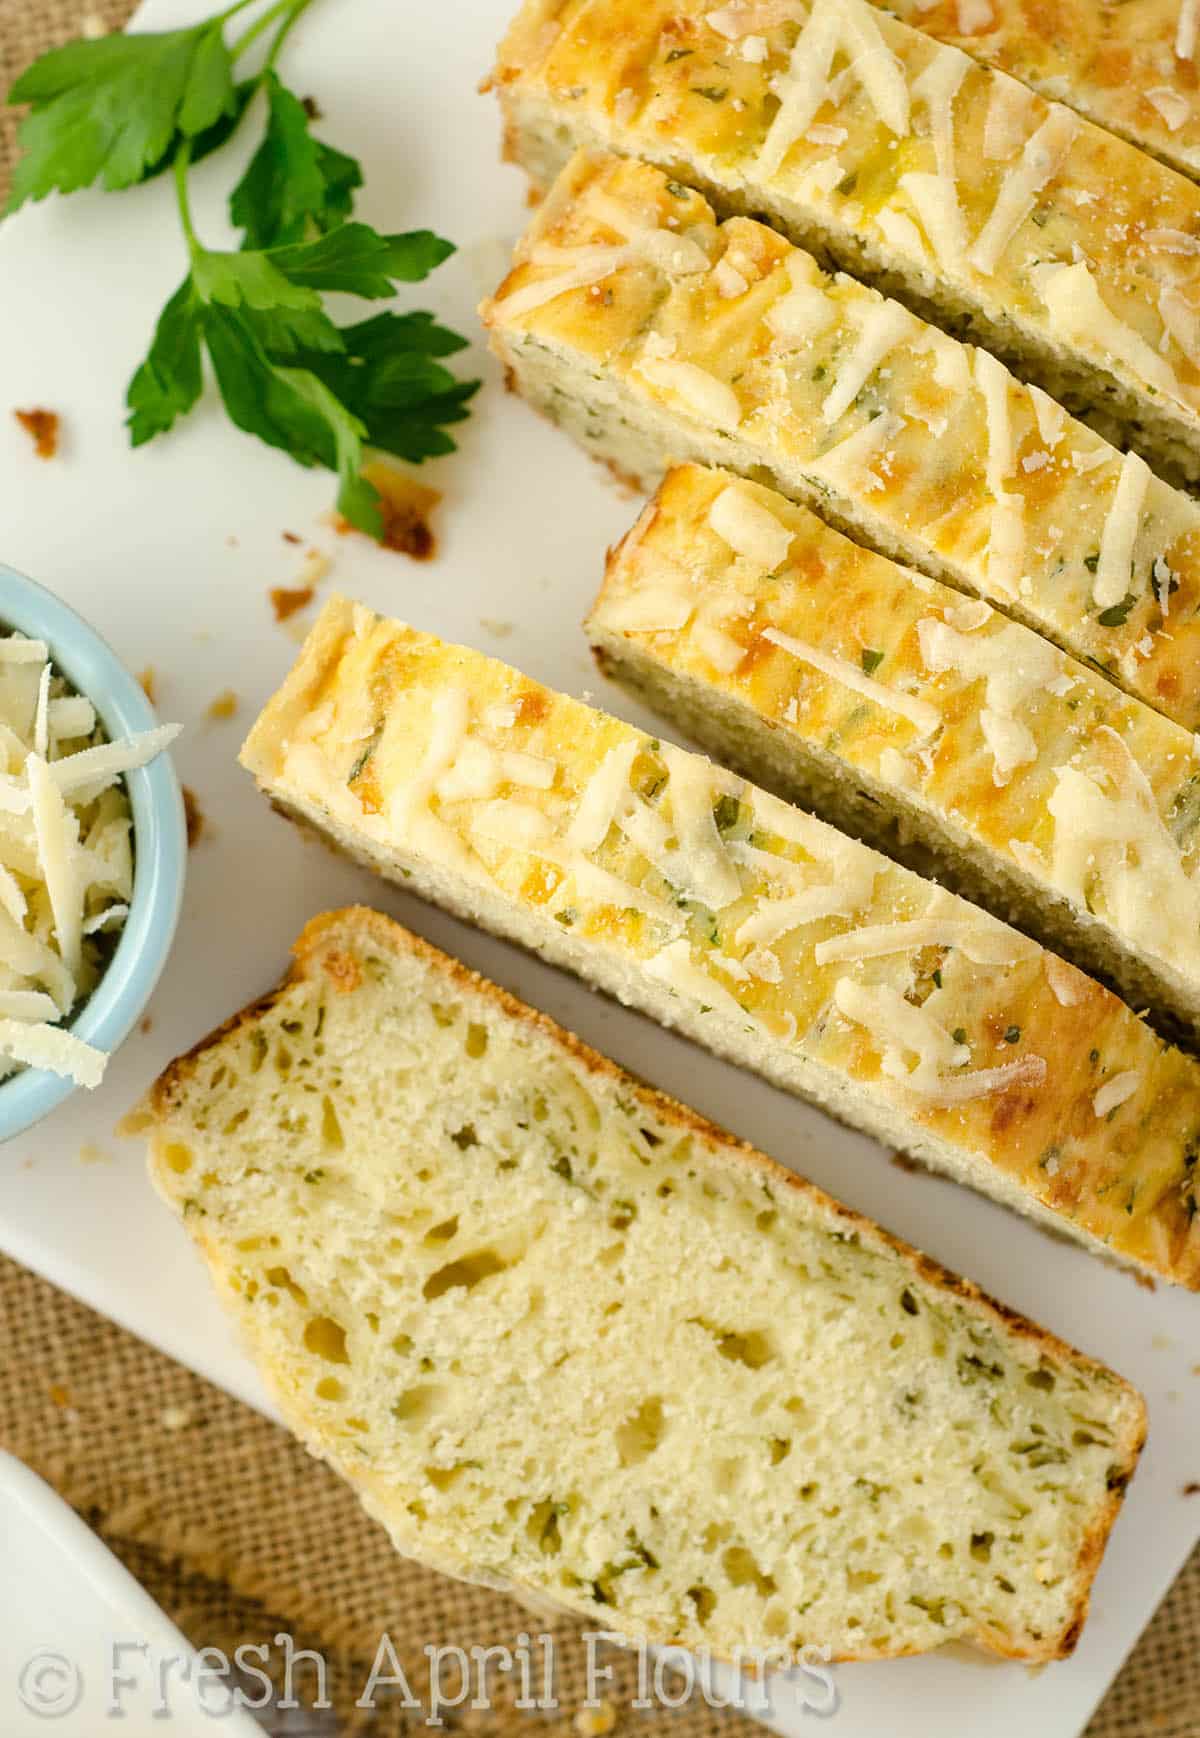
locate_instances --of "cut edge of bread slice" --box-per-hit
[136,904,1147,1666]
[584,461,1200,1046]
[490,0,1200,488]
[480,149,1200,738]
[237,597,1200,1290]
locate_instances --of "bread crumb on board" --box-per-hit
[78,1141,110,1166]
[183,785,205,848]
[206,688,239,721]
[14,407,60,458]
[297,547,330,589]
[336,459,441,559]
[138,666,157,704]
[269,585,315,623]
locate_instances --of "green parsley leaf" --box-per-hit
[230,70,362,248]
[10,0,477,538]
[127,277,204,446]
[192,246,320,313]
[277,365,381,535]
[287,312,480,463]
[269,223,455,296]
[203,303,384,537]
[6,22,235,209]
[860,648,884,675]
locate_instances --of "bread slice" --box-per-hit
[587,462,1200,1045]
[490,0,1200,486]
[480,151,1200,735]
[138,906,1146,1664]
[239,596,1200,1289]
[883,0,1200,184]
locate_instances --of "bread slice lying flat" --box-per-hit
[139,906,1146,1663]
[239,596,1200,1289]
[883,0,1200,183]
[480,151,1200,735]
[490,0,1200,485]
[587,463,1200,1045]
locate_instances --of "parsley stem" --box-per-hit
[173,144,201,257]
[263,0,318,72]
[229,0,309,62]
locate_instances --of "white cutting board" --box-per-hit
[0,3,1196,1734]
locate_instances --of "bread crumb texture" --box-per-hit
[144,908,1144,1664]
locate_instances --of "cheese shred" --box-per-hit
[0,632,180,1089]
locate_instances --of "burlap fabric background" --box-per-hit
[0,2,1196,1733]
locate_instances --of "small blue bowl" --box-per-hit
[0,564,187,1140]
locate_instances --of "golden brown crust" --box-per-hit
[586,462,1200,1041]
[483,148,1200,732]
[141,901,1146,1660]
[491,0,1200,472]
[885,0,1200,182]
[235,599,1200,1289]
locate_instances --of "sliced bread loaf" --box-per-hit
[882,0,1200,183]
[490,0,1200,484]
[138,905,1146,1663]
[587,462,1200,1044]
[480,151,1200,733]
[239,596,1200,1288]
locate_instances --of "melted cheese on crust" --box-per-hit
[884,0,1200,182]
[242,597,1200,1289]
[493,0,1200,473]
[482,152,1200,730]
[588,462,1200,1039]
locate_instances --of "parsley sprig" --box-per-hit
[6,0,478,537]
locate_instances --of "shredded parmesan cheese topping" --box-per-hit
[763,626,940,735]
[708,486,794,569]
[917,617,1061,784]
[1093,452,1151,611]
[834,977,1047,1102]
[0,633,180,1088]
[968,107,1079,276]
[637,357,742,429]
[1047,727,1200,973]
[1094,1070,1140,1118]
[1037,262,1181,401]
[758,0,909,178]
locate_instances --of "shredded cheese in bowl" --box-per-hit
[0,631,180,1088]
